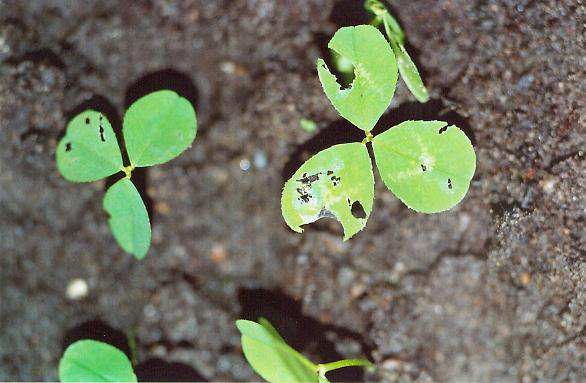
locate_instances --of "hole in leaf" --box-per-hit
[99,124,105,142]
[447,178,453,189]
[421,164,426,171]
[351,201,367,219]
[439,125,448,134]
[65,142,72,152]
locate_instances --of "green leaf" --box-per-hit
[392,40,429,103]
[236,319,317,383]
[59,340,137,382]
[56,110,123,182]
[123,90,197,167]
[281,143,374,240]
[317,25,398,132]
[372,120,476,213]
[385,25,429,102]
[103,178,151,259]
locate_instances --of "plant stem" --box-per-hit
[317,359,375,382]
[362,130,374,144]
[122,164,135,179]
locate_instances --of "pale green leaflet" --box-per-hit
[281,143,374,240]
[317,25,398,132]
[282,21,476,240]
[236,319,373,383]
[58,340,137,382]
[56,90,197,258]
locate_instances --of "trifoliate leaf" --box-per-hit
[58,340,137,382]
[123,90,197,167]
[390,39,429,103]
[281,143,374,240]
[372,120,476,213]
[317,25,398,132]
[236,319,317,383]
[56,111,123,182]
[103,178,151,259]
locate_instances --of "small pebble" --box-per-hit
[66,278,88,300]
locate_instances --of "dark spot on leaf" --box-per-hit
[421,164,427,171]
[85,117,90,124]
[439,125,448,134]
[297,172,321,185]
[65,142,72,152]
[351,201,366,219]
[448,178,453,189]
[327,170,333,175]
[99,124,105,142]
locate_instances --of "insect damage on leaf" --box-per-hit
[281,143,374,240]
[372,120,476,213]
[56,110,123,182]
[317,25,398,132]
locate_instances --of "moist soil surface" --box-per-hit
[1,1,584,381]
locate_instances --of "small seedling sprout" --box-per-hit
[236,318,374,383]
[56,90,197,259]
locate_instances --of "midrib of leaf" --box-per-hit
[375,139,466,182]
[130,97,181,165]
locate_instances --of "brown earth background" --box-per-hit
[0,0,584,381]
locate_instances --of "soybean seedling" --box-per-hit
[236,318,374,383]
[56,90,197,259]
[281,24,476,240]
[59,340,137,382]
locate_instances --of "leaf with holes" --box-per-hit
[317,25,397,132]
[103,178,151,259]
[372,120,476,213]
[236,319,317,383]
[281,143,374,240]
[123,90,197,167]
[56,111,123,182]
[59,340,137,382]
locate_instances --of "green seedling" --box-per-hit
[59,340,137,382]
[365,0,429,102]
[281,25,476,240]
[56,90,197,259]
[236,318,374,383]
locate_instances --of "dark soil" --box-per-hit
[1,0,584,381]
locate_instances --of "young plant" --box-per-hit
[56,90,197,259]
[365,0,429,102]
[281,25,476,240]
[59,340,137,382]
[236,318,374,383]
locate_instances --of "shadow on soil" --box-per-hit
[238,287,374,382]
[62,319,207,381]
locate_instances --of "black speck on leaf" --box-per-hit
[448,178,453,189]
[439,126,448,134]
[65,142,72,152]
[85,117,90,124]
